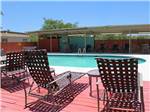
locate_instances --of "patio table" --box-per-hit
[87,69,100,96]
[0,56,6,67]
[0,56,6,61]
[0,56,6,77]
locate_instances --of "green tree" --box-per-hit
[29,34,38,42]
[42,18,78,30]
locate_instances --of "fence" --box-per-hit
[1,42,37,53]
[2,39,149,54]
[38,38,59,52]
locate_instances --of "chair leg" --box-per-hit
[48,90,55,105]
[52,94,56,105]
[12,74,20,85]
[89,76,92,96]
[28,81,34,94]
[140,87,145,112]
[22,81,28,108]
[96,83,100,112]
[27,77,30,85]
[38,86,41,93]
[25,71,30,85]
[103,90,108,105]
[103,90,106,105]
[54,71,56,76]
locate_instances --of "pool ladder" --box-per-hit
[83,48,86,53]
[78,48,82,54]
[78,48,86,54]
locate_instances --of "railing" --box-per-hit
[78,48,82,54]
[83,48,86,53]
[78,48,86,54]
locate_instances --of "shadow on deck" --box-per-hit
[26,83,88,112]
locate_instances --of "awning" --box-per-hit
[27,24,150,36]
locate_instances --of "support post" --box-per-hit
[50,36,52,52]
[129,31,132,54]
[84,35,87,53]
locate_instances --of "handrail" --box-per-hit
[78,48,81,54]
[83,48,86,53]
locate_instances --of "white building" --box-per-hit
[1,30,30,43]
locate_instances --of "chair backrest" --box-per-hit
[6,51,25,71]
[96,58,138,93]
[25,50,58,90]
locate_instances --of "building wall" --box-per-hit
[1,36,30,42]
[95,39,150,53]
[1,42,37,53]
[38,38,59,52]
[60,36,94,52]
[1,32,35,53]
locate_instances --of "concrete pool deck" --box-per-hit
[51,54,150,81]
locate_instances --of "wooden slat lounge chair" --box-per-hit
[96,58,144,112]
[3,51,29,83]
[24,49,85,108]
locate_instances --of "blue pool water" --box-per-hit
[48,55,146,68]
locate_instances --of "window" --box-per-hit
[23,39,28,42]
[2,38,8,43]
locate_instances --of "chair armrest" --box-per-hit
[20,76,30,82]
[138,72,143,102]
[46,71,71,86]
[109,107,135,111]
[138,72,143,87]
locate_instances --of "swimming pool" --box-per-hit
[48,54,146,68]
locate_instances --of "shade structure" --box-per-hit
[28,24,150,53]
[28,24,150,36]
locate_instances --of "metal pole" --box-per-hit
[50,36,52,52]
[128,38,130,53]
[85,35,86,53]
[37,34,40,49]
[49,37,51,52]
[93,35,95,52]
[129,31,131,53]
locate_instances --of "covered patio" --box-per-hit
[28,24,150,53]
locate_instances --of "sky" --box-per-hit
[1,1,150,32]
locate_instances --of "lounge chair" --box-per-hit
[96,58,144,112]
[3,51,30,83]
[24,49,85,108]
